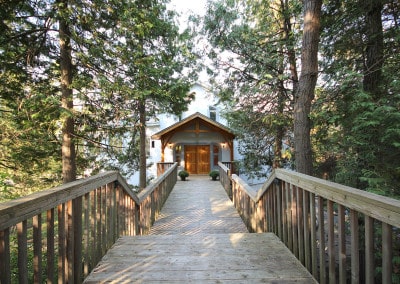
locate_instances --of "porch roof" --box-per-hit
[151,112,235,140]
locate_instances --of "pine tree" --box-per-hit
[202,0,302,176]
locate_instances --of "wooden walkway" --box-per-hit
[84,176,316,283]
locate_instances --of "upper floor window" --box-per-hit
[209,106,217,121]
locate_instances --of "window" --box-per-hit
[209,106,217,121]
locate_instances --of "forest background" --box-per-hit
[0,0,399,201]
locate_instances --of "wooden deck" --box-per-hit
[84,176,317,283]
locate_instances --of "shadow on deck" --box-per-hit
[83,176,316,283]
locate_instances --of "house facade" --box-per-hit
[151,112,235,174]
[127,83,239,185]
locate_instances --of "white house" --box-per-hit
[127,82,240,185]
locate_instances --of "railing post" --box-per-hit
[365,216,374,284]
[17,220,28,284]
[276,180,283,240]
[135,203,141,235]
[66,200,74,283]
[0,229,11,284]
[73,196,83,283]
[382,223,393,284]
[33,214,42,284]
[350,209,359,284]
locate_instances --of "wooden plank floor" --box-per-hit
[149,175,248,235]
[84,176,317,283]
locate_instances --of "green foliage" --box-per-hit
[209,170,219,180]
[312,0,400,198]
[178,170,189,180]
[0,0,198,196]
[201,0,301,174]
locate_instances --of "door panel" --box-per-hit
[185,146,197,174]
[184,145,210,174]
[198,146,210,174]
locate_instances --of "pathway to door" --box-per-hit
[84,176,316,283]
[149,175,247,235]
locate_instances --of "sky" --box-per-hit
[168,0,211,82]
[168,0,208,17]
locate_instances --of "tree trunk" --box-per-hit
[293,0,322,175]
[363,0,384,97]
[281,0,299,94]
[139,99,147,190]
[59,0,76,183]
[273,122,284,169]
[274,0,299,169]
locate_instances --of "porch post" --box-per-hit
[229,139,234,162]
[161,138,165,162]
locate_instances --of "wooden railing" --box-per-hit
[218,162,232,199]
[225,167,400,284]
[157,162,175,176]
[0,163,177,284]
[221,161,238,175]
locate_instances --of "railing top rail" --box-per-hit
[0,171,136,231]
[233,168,400,228]
[218,161,230,173]
[0,164,179,231]
[231,174,258,201]
[275,168,400,228]
[231,170,278,203]
[138,162,178,203]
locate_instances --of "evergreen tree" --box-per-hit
[0,0,197,198]
[202,0,302,176]
[314,0,400,196]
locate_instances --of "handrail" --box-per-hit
[156,162,175,176]
[0,172,137,231]
[218,162,232,198]
[227,167,400,284]
[0,163,177,284]
[274,169,400,228]
[138,164,176,203]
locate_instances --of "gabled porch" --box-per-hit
[151,112,235,175]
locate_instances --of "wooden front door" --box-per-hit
[185,145,210,174]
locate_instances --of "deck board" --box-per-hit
[149,176,248,235]
[84,176,317,283]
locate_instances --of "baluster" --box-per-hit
[327,200,335,284]
[277,181,283,239]
[297,187,304,265]
[90,189,97,268]
[33,214,42,284]
[287,183,293,252]
[58,203,66,284]
[350,209,360,284]
[0,228,11,284]
[382,223,392,284]
[282,181,288,244]
[83,192,90,277]
[66,199,74,282]
[317,196,326,284]
[17,220,28,284]
[364,216,374,284]
[338,205,346,284]
[73,196,83,283]
[96,188,102,263]
[310,193,318,279]
[101,186,107,255]
[303,190,311,271]
[292,186,299,259]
